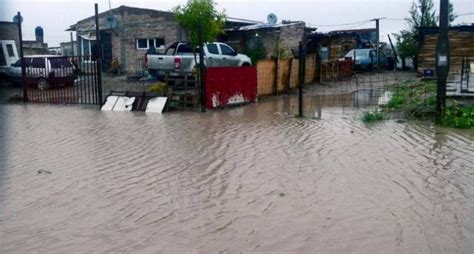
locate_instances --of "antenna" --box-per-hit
[267,13,278,25]
[105,0,118,29]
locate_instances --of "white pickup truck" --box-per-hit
[146,42,252,80]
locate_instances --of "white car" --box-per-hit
[146,42,252,80]
[8,55,76,90]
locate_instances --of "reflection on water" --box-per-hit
[0,97,473,253]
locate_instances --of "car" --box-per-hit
[343,49,389,71]
[146,42,252,80]
[7,55,76,90]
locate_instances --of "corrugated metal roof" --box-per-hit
[225,22,303,32]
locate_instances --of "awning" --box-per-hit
[79,33,96,41]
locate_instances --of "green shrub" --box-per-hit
[148,82,167,94]
[243,41,266,64]
[441,101,474,129]
[362,111,384,123]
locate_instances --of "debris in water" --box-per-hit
[279,193,285,197]
[37,170,52,175]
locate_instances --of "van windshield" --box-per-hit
[49,58,73,68]
[345,50,368,58]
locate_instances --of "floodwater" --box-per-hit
[0,95,473,253]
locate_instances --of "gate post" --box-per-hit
[95,3,103,105]
[15,12,27,102]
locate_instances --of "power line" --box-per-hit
[456,12,474,17]
[311,19,372,27]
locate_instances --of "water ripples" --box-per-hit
[0,101,473,253]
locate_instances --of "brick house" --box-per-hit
[67,6,184,74]
[67,5,255,74]
[222,21,309,60]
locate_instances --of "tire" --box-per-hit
[37,78,49,90]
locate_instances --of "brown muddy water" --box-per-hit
[0,95,473,253]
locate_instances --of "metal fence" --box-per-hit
[23,55,101,105]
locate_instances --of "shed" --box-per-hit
[418,25,474,74]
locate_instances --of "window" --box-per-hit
[137,39,148,49]
[220,44,235,56]
[49,57,73,68]
[23,58,33,67]
[31,58,45,68]
[207,43,219,54]
[6,44,15,57]
[136,38,165,50]
[176,44,194,55]
[12,59,22,67]
[155,38,165,49]
[0,48,5,66]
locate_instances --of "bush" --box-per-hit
[441,101,474,129]
[243,41,266,64]
[148,82,168,94]
[362,111,384,123]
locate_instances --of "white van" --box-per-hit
[0,40,19,80]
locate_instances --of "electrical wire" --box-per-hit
[311,20,373,27]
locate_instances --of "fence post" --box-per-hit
[298,41,306,117]
[436,0,450,122]
[15,12,27,102]
[95,3,103,105]
[198,25,206,112]
[285,59,292,94]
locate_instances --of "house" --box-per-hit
[307,28,377,61]
[221,21,311,60]
[23,26,48,55]
[67,5,255,74]
[0,21,20,51]
[60,41,78,56]
[418,25,474,74]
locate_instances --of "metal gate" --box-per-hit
[23,55,102,105]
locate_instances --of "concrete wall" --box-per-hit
[60,41,78,56]
[0,22,20,52]
[23,41,48,55]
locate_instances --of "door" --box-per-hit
[100,32,113,71]
[1,40,19,67]
[205,43,223,67]
[219,43,239,67]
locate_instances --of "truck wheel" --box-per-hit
[37,78,49,90]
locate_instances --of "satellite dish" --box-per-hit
[267,13,278,25]
[13,14,23,24]
[105,13,118,29]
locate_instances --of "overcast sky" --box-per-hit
[1,0,473,47]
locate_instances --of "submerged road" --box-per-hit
[0,95,473,253]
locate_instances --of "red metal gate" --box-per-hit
[205,67,257,109]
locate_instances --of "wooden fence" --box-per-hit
[256,54,317,97]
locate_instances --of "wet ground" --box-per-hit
[1,90,473,253]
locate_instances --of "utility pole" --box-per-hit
[436,0,450,122]
[70,32,74,56]
[371,17,385,71]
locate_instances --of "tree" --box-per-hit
[173,0,225,50]
[395,0,456,69]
